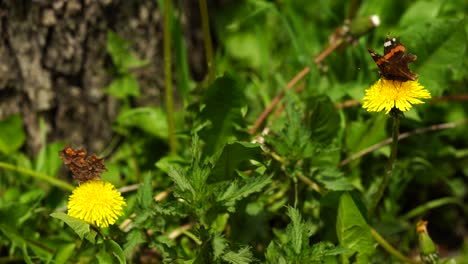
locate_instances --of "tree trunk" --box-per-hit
[0,0,207,155]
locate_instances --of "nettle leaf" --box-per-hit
[265,242,288,264]
[137,173,153,209]
[345,114,386,156]
[305,95,340,144]
[50,212,97,243]
[222,246,254,264]
[400,18,466,96]
[285,207,317,255]
[123,230,146,258]
[167,165,195,200]
[336,193,375,262]
[210,141,264,183]
[212,232,228,260]
[216,175,271,211]
[115,107,167,138]
[198,75,246,156]
[105,74,140,99]
[0,114,26,154]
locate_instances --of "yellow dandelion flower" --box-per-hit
[362,78,431,114]
[68,180,126,228]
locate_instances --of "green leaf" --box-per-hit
[105,239,126,264]
[105,74,140,99]
[0,114,26,154]
[400,18,466,96]
[286,207,305,254]
[167,165,195,198]
[50,212,97,243]
[336,193,375,262]
[198,75,246,156]
[124,230,146,257]
[398,1,441,28]
[107,31,147,71]
[222,247,254,264]
[53,243,75,264]
[316,168,354,191]
[137,173,153,209]
[35,142,64,176]
[210,141,263,183]
[212,232,228,260]
[306,95,340,144]
[217,175,271,210]
[115,107,168,138]
[265,242,288,264]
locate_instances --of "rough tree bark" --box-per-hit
[0,0,206,155]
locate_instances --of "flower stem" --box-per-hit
[164,0,177,154]
[0,162,74,191]
[199,0,215,83]
[371,228,419,264]
[370,109,400,214]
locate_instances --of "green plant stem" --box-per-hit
[370,111,400,214]
[0,162,74,191]
[164,0,177,154]
[402,197,465,220]
[199,0,215,83]
[371,228,420,264]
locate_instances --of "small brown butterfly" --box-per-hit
[59,146,107,182]
[367,37,418,81]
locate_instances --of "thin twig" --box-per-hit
[118,183,141,193]
[249,67,310,135]
[340,119,468,166]
[168,222,195,240]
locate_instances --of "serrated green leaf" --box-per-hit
[217,175,271,209]
[115,107,168,138]
[168,166,195,198]
[306,95,340,144]
[198,75,246,156]
[0,114,26,154]
[265,242,288,264]
[286,207,304,254]
[210,141,263,183]
[137,173,153,209]
[336,193,375,261]
[124,230,146,257]
[222,247,253,264]
[105,74,140,99]
[50,212,97,243]
[212,232,228,260]
[105,239,126,264]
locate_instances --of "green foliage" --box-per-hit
[336,193,375,263]
[105,31,147,100]
[0,114,25,154]
[2,0,468,263]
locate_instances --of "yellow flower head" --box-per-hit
[68,180,126,228]
[362,78,431,114]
